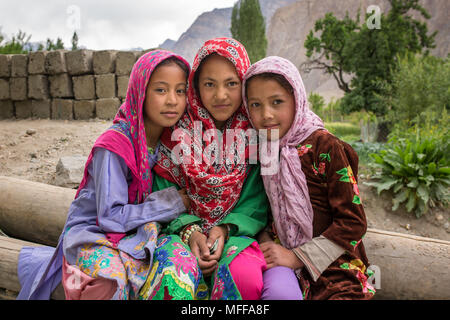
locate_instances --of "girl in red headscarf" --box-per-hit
[142,38,269,300]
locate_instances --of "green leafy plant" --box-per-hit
[350,141,384,165]
[325,122,361,142]
[365,133,449,217]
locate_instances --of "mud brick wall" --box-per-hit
[0,50,143,120]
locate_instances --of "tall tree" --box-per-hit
[303,0,436,116]
[230,0,267,63]
[71,31,79,51]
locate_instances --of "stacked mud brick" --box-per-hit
[0,50,142,120]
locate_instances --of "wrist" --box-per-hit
[219,224,231,241]
[180,224,202,245]
[290,249,304,269]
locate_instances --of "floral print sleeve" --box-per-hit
[314,134,367,253]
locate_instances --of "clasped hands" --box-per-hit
[188,225,228,276]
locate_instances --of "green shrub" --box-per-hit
[365,132,449,218]
[325,122,360,142]
[308,92,325,118]
[350,141,384,165]
[384,53,450,125]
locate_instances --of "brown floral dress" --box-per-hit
[275,129,375,300]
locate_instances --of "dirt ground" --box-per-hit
[0,119,449,241]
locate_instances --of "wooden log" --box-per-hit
[0,176,449,299]
[0,176,75,246]
[0,235,64,299]
[364,229,450,300]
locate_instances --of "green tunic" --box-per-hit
[141,164,269,300]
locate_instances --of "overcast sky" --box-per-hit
[0,0,237,50]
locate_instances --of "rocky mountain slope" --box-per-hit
[267,0,449,100]
[160,0,448,100]
[159,0,297,64]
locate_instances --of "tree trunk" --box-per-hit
[0,176,449,300]
[0,235,64,299]
[0,176,75,246]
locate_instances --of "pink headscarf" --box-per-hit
[76,50,190,244]
[242,56,325,249]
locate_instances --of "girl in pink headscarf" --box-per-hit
[17,50,192,300]
[243,56,375,300]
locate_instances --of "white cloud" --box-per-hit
[0,0,237,50]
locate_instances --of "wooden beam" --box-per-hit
[0,176,75,246]
[0,235,64,299]
[0,176,449,299]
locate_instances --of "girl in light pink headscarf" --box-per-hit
[243,56,375,300]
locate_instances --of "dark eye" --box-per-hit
[250,102,260,108]
[228,81,239,87]
[204,82,214,88]
[177,88,186,94]
[273,99,283,105]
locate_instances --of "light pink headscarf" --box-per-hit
[242,56,325,249]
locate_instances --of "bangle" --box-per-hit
[221,224,231,241]
[180,224,202,245]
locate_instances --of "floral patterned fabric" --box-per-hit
[294,129,375,299]
[140,234,255,300]
[73,222,160,300]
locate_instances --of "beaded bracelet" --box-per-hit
[180,224,202,245]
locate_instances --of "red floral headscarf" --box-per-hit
[154,38,252,232]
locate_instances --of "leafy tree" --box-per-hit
[230,0,267,63]
[0,30,31,54]
[382,53,450,125]
[308,92,325,117]
[71,31,79,51]
[303,0,436,116]
[45,37,65,51]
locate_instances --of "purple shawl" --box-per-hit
[242,56,325,249]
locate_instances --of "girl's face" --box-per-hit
[197,54,242,130]
[247,77,296,141]
[144,63,187,129]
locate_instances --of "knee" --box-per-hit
[261,267,302,300]
[230,266,264,300]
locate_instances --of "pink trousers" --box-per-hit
[228,241,267,300]
[62,256,117,300]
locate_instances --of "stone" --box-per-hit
[73,75,95,100]
[116,76,129,98]
[0,54,11,78]
[26,129,37,135]
[0,100,14,119]
[28,51,48,74]
[53,155,87,188]
[93,50,117,74]
[74,100,95,120]
[9,77,27,101]
[28,75,49,99]
[65,50,93,75]
[95,74,116,98]
[49,74,73,98]
[31,99,51,118]
[11,54,28,77]
[96,98,120,119]
[45,50,68,74]
[15,100,33,119]
[51,99,73,120]
[116,51,138,75]
[0,79,10,100]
